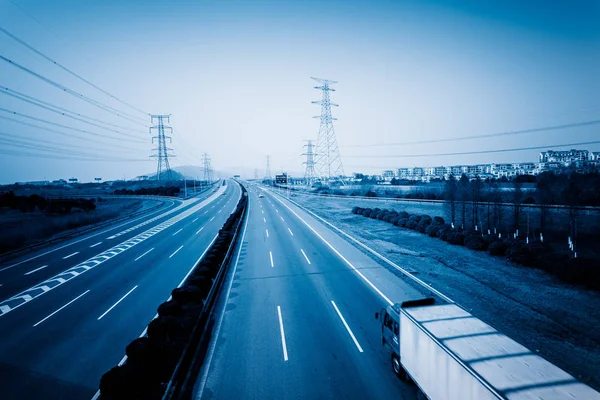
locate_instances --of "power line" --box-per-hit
[0,131,134,156]
[0,116,143,151]
[0,27,149,117]
[1,86,147,133]
[0,55,149,126]
[0,108,147,144]
[344,140,600,159]
[0,148,149,162]
[341,119,600,148]
[0,136,146,161]
[1,89,148,139]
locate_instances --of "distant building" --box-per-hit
[539,149,589,164]
[386,148,598,182]
[17,180,50,186]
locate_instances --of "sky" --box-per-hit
[0,0,599,183]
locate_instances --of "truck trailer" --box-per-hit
[376,298,600,400]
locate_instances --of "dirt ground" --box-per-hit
[292,193,600,390]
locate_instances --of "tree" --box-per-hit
[444,174,457,225]
[458,174,470,228]
[471,176,483,229]
[512,179,523,233]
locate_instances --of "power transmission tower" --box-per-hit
[202,153,212,183]
[150,114,175,183]
[265,156,272,180]
[311,77,344,180]
[302,139,317,186]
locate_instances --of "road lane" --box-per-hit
[198,183,422,399]
[0,186,226,300]
[0,181,241,400]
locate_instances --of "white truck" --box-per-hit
[376,298,600,400]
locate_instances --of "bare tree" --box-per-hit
[458,174,470,228]
[444,174,457,225]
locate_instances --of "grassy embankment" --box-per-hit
[0,199,149,254]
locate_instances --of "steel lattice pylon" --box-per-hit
[150,114,175,183]
[302,139,317,185]
[311,77,344,179]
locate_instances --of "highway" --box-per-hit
[196,183,428,399]
[0,180,241,400]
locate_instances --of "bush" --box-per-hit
[416,215,432,233]
[552,258,600,290]
[487,240,508,256]
[406,219,418,230]
[361,208,372,217]
[351,206,361,214]
[464,234,488,251]
[377,211,389,220]
[398,211,409,219]
[368,210,379,218]
[425,224,440,237]
[439,226,454,241]
[397,218,408,227]
[408,215,421,223]
[433,216,445,225]
[389,216,400,225]
[365,190,377,197]
[505,240,536,266]
[447,232,465,245]
[157,300,183,317]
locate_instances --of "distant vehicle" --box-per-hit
[376,298,600,400]
[258,194,264,198]
[221,192,226,195]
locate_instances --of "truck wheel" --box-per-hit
[392,354,408,381]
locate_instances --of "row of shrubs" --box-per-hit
[0,192,96,213]
[351,206,600,291]
[99,187,248,399]
[114,186,181,197]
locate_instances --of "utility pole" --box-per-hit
[202,153,212,185]
[311,77,344,180]
[150,114,175,183]
[302,139,317,186]
[265,156,272,183]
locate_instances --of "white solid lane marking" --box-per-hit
[276,209,279,213]
[62,252,79,259]
[169,246,184,258]
[210,217,215,222]
[218,209,222,213]
[192,218,199,222]
[33,290,90,327]
[262,210,264,214]
[263,217,266,223]
[266,229,269,238]
[280,216,284,222]
[134,248,154,262]
[300,249,311,264]
[173,228,183,236]
[24,265,48,275]
[331,300,363,352]
[196,226,204,235]
[270,192,393,306]
[90,242,102,248]
[277,306,289,361]
[269,251,274,268]
[288,228,294,236]
[98,286,138,320]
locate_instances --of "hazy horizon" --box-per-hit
[1,0,599,184]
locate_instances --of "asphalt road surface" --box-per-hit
[196,183,428,400]
[0,180,241,400]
